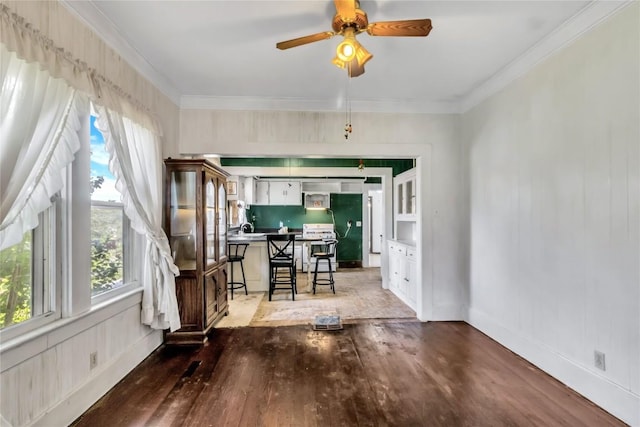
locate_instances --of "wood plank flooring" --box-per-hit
[72,321,624,427]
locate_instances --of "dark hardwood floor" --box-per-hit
[72,321,624,426]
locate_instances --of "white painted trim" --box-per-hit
[31,330,163,427]
[467,308,640,426]
[59,0,181,105]
[61,0,632,115]
[460,0,634,113]
[0,289,143,372]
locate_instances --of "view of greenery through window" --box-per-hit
[90,115,125,296]
[0,233,32,328]
[0,115,127,330]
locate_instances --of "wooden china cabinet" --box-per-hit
[163,158,229,345]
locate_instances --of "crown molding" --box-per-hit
[459,0,633,113]
[180,95,459,114]
[62,0,631,115]
[60,0,181,105]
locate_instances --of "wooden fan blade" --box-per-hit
[334,0,356,21]
[276,31,335,50]
[366,19,432,37]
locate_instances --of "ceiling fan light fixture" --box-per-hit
[336,27,358,61]
[276,1,432,78]
[354,43,372,67]
[336,39,356,61]
[332,56,347,69]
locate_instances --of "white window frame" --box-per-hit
[89,200,138,305]
[0,205,61,342]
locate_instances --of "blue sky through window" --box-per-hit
[90,116,120,202]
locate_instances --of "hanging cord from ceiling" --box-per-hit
[327,209,352,239]
[344,64,352,140]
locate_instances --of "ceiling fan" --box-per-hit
[276,0,432,78]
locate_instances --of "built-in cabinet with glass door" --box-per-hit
[164,158,229,345]
[389,168,418,309]
[393,168,417,242]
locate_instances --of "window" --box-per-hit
[0,208,57,337]
[89,115,131,298]
[0,111,138,339]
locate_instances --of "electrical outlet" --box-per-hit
[90,351,98,370]
[594,350,606,371]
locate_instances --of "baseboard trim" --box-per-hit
[431,303,464,321]
[467,308,639,426]
[32,330,164,426]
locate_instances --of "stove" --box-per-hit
[302,224,337,272]
[302,223,336,240]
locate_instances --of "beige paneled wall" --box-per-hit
[180,109,468,321]
[3,0,180,156]
[463,3,639,425]
[180,109,454,151]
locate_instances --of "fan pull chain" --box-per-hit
[344,62,353,140]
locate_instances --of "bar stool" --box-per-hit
[312,239,337,294]
[266,234,297,301]
[228,243,249,299]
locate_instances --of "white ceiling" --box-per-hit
[63,1,628,113]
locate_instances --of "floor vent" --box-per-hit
[181,360,202,378]
[313,314,343,331]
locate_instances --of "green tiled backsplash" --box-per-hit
[248,193,362,262]
[221,157,413,177]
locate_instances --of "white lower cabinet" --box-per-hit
[387,240,417,311]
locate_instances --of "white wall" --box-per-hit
[180,110,467,321]
[0,2,179,426]
[463,4,639,425]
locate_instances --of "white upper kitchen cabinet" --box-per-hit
[252,180,301,205]
[242,176,255,205]
[254,180,270,205]
[266,181,301,205]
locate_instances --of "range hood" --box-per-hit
[304,193,330,210]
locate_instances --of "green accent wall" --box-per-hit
[221,157,413,177]
[330,193,362,262]
[248,193,362,262]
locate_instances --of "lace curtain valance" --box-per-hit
[0,3,161,135]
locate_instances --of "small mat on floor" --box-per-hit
[313,314,343,330]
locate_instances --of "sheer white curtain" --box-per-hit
[93,105,181,331]
[0,43,85,250]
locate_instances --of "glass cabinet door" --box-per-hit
[406,179,414,215]
[397,182,405,215]
[204,174,217,268]
[218,179,227,259]
[169,171,197,270]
